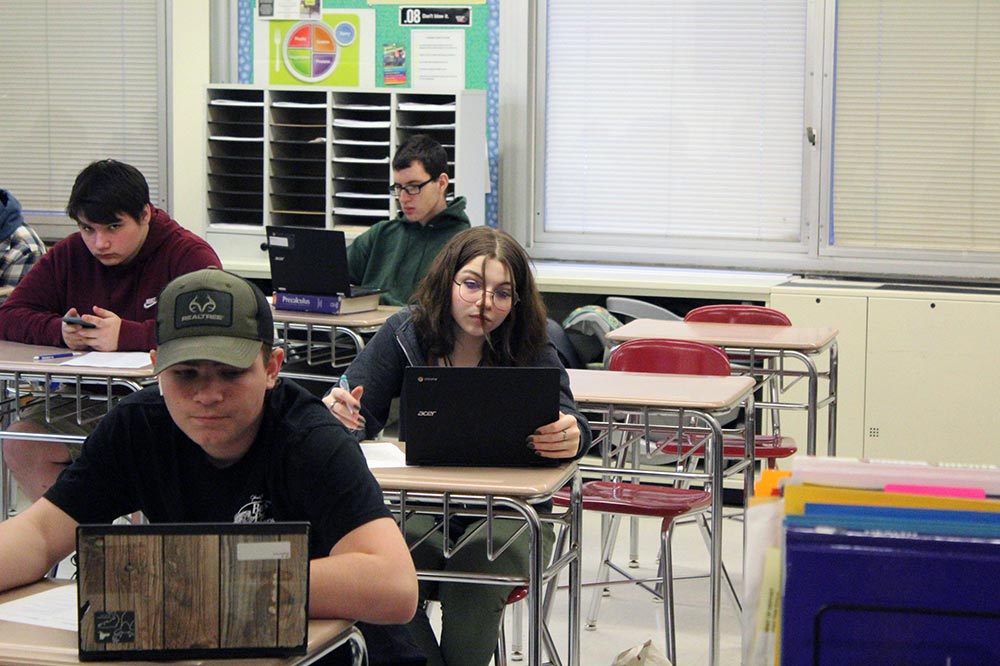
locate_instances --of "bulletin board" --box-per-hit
[252,0,488,90]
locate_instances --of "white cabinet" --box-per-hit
[205,85,486,276]
[769,289,868,459]
[773,280,1000,465]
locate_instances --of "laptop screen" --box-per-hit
[76,522,309,661]
[401,366,562,467]
[266,226,352,296]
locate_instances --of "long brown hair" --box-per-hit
[411,227,548,366]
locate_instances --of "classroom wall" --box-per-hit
[169,0,211,238]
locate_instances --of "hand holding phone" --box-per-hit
[62,315,97,329]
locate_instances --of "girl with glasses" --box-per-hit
[323,225,591,666]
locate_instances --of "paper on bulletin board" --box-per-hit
[411,29,464,90]
[367,0,484,4]
[258,0,321,20]
[261,11,376,87]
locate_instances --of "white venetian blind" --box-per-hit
[0,0,163,240]
[542,0,807,244]
[832,1,1000,252]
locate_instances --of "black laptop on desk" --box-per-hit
[400,366,563,467]
[266,225,379,297]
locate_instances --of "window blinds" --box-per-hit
[541,0,807,245]
[831,0,1000,253]
[0,1,163,240]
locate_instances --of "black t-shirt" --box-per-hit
[45,379,390,559]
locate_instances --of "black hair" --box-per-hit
[391,134,449,180]
[411,226,548,366]
[65,159,151,225]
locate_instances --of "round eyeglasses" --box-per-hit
[389,177,435,197]
[453,279,518,311]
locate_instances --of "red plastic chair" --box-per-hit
[684,303,791,326]
[554,338,743,663]
[683,305,798,468]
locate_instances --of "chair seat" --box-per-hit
[723,434,797,459]
[640,431,797,460]
[554,481,712,522]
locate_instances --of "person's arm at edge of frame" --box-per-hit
[0,499,78,592]
[308,516,418,624]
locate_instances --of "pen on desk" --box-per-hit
[33,352,81,361]
[338,374,354,415]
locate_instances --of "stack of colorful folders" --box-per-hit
[746,456,1000,666]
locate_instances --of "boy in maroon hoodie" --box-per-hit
[0,159,220,501]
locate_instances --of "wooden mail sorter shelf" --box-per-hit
[205,85,486,272]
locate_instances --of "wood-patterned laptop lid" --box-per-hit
[76,522,309,661]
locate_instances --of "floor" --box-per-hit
[431,508,746,666]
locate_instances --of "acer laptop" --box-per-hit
[400,366,563,467]
[266,225,378,297]
[76,522,309,661]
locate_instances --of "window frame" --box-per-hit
[0,0,168,242]
[499,0,1000,282]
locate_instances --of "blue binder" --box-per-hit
[781,526,1000,665]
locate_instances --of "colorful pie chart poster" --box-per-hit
[270,14,361,86]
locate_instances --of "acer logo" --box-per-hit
[417,410,436,417]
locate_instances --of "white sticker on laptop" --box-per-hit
[237,540,292,560]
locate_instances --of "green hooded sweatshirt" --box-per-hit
[346,196,471,306]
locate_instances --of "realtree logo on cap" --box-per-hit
[174,289,233,329]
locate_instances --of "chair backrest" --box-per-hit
[605,296,682,323]
[684,304,791,326]
[608,338,731,376]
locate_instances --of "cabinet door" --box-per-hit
[865,297,1000,465]
[769,291,868,459]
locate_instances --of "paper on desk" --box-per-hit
[362,442,406,468]
[0,584,77,631]
[60,351,152,369]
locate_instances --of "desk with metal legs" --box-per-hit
[0,580,367,666]
[371,461,582,666]
[606,318,839,456]
[271,306,399,383]
[0,342,156,519]
[566,368,756,666]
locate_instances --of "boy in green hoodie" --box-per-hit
[347,135,471,306]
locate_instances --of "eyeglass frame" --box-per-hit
[388,177,437,197]
[452,279,519,310]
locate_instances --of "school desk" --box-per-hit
[0,341,156,519]
[371,460,582,666]
[0,579,366,666]
[271,305,400,382]
[566,367,756,666]
[605,318,839,456]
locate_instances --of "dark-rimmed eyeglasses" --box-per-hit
[389,177,435,197]
[453,279,518,311]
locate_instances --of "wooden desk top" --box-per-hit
[372,459,577,500]
[0,341,154,379]
[270,305,400,328]
[0,581,356,666]
[568,368,755,411]
[605,318,839,353]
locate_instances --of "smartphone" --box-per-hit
[62,315,97,329]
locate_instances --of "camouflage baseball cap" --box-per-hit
[154,268,273,373]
